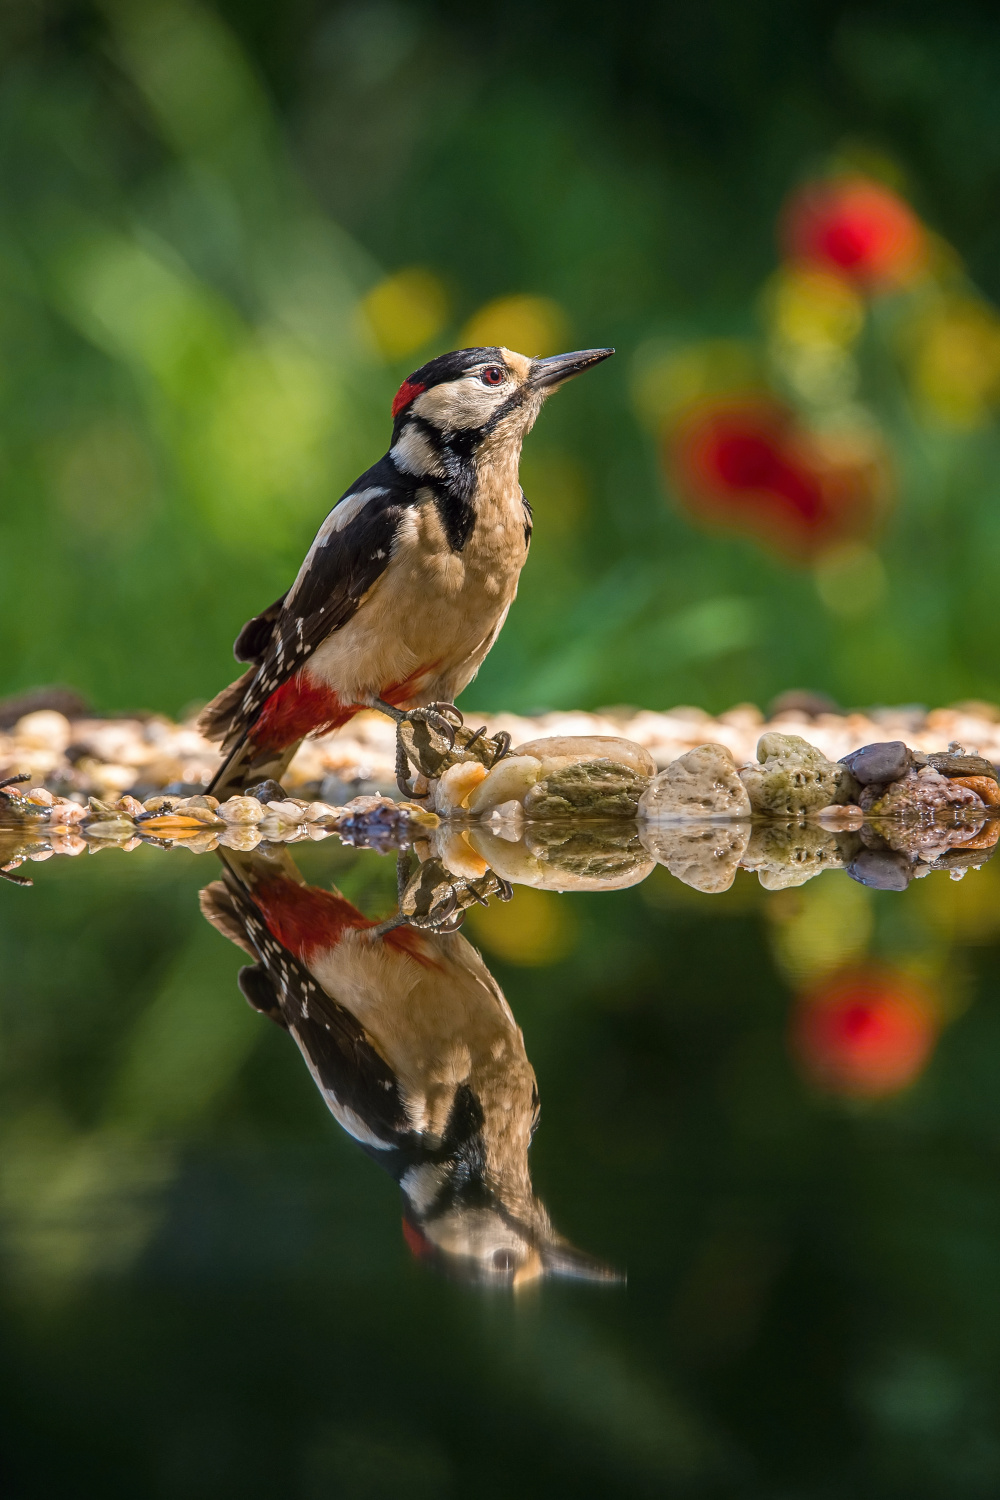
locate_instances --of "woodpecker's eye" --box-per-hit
[480,366,505,386]
[492,1248,518,1271]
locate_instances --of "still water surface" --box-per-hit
[2,832,1000,1497]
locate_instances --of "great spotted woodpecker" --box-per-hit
[201,844,618,1286]
[200,345,613,797]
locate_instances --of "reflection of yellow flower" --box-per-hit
[765,266,865,350]
[460,294,568,355]
[464,885,575,966]
[360,268,449,360]
[909,298,1000,427]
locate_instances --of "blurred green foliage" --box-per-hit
[6,0,1000,719]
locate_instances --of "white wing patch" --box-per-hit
[287,486,388,601]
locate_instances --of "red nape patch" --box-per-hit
[253,876,444,970]
[253,672,355,750]
[391,380,425,418]
[402,1218,435,1260]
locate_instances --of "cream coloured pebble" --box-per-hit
[639,821,751,893]
[433,761,489,816]
[467,757,541,816]
[512,735,655,777]
[217,796,266,825]
[264,799,309,824]
[218,824,263,850]
[433,827,491,880]
[13,711,72,752]
[25,788,55,806]
[638,743,751,821]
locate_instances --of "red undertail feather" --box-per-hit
[253,673,355,751]
[253,877,442,969]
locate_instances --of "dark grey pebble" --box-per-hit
[846,848,912,891]
[245,779,288,804]
[840,741,911,785]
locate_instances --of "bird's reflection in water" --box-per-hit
[200,845,617,1287]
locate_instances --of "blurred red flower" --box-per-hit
[781,176,926,290]
[791,965,939,1098]
[666,396,888,560]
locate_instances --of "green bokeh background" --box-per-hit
[6,0,1000,721]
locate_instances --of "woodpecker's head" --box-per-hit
[389,345,614,475]
[400,1171,621,1289]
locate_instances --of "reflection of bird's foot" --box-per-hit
[394,852,513,934]
[376,700,513,797]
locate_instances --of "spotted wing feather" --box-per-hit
[217,865,410,1144]
[227,461,414,745]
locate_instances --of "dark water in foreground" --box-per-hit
[3,831,1000,1499]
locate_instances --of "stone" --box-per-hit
[742,822,856,890]
[433,760,489,816]
[217,796,266,825]
[467,757,542,816]
[839,740,911,785]
[845,848,912,891]
[13,711,72,752]
[639,820,751,893]
[468,823,653,891]
[637,743,751,821]
[913,750,999,781]
[740,732,859,815]
[512,735,656,777]
[860,767,985,818]
[948,775,1000,806]
[522,760,649,820]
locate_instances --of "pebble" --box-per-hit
[639,821,751,893]
[741,732,859,815]
[217,796,266,825]
[860,767,985,818]
[511,735,656,778]
[467,757,542,817]
[839,740,911,785]
[638,743,751,821]
[522,760,649,820]
[433,761,489,816]
[846,848,912,891]
[743,823,855,890]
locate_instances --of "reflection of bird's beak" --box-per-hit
[542,1239,624,1284]
[528,347,615,390]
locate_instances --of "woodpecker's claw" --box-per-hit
[489,731,512,766]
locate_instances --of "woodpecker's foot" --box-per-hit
[376,701,513,794]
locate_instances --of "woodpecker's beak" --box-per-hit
[528,347,615,390]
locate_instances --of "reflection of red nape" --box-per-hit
[392,380,426,418]
[402,1218,435,1260]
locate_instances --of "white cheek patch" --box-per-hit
[288,487,387,598]
[391,425,444,476]
[411,378,510,431]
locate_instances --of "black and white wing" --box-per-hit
[202,865,412,1149]
[228,456,415,738]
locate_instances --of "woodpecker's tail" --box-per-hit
[207,734,301,800]
[196,668,255,746]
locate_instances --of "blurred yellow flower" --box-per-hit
[630,338,760,432]
[766,875,873,983]
[360,268,449,360]
[765,266,865,350]
[464,885,576,966]
[460,294,568,355]
[908,297,1000,427]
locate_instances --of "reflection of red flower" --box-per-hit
[791,966,938,1098]
[781,177,926,290]
[666,397,887,560]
